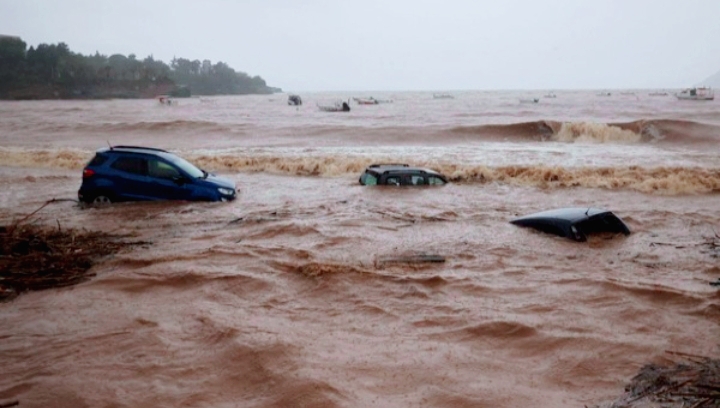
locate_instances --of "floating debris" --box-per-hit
[376,254,446,267]
[592,352,720,408]
[0,224,145,301]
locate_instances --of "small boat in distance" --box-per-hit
[544,92,557,98]
[288,94,302,106]
[317,101,351,112]
[675,87,714,101]
[353,97,379,105]
[648,91,669,96]
[519,98,540,104]
[597,91,612,97]
[157,95,175,105]
[433,93,455,99]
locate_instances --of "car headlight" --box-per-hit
[218,187,235,196]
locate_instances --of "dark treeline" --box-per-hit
[0,37,279,99]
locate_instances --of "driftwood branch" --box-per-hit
[8,198,78,235]
[592,352,720,408]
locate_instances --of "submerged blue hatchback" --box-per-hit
[78,146,237,205]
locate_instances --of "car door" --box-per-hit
[400,173,426,186]
[147,158,195,200]
[108,156,153,200]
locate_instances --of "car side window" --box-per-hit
[385,176,400,185]
[148,159,181,179]
[110,157,147,175]
[410,175,426,185]
[428,176,446,185]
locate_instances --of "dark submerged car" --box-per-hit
[288,94,302,106]
[359,164,448,186]
[78,146,237,205]
[510,207,631,242]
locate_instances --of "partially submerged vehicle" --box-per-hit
[359,164,448,186]
[288,94,302,106]
[510,207,631,242]
[157,95,175,105]
[78,146,237,205]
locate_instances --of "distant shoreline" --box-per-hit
[0,84,280,101]
[0,38,280,100]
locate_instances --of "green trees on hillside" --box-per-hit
[170,57,270,95]
[0,37,30,90]
[0,37,275,99]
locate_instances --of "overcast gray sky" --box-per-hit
[2,0,720,91]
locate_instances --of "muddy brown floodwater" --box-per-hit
[1,92,719,407]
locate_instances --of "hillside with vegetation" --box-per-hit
[0,37,279,99]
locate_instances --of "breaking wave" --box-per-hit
[6,116,719,145]
[1,147,718,195]
[449,119,720,144]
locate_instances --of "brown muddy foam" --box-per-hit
[1,147,718,195]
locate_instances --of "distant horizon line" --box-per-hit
[274,87,702,94]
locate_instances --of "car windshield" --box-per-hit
[165,154,204,178]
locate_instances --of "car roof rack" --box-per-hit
[368,163,409,168]
[109,145,169,152]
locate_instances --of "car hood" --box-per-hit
[197,173,235,190]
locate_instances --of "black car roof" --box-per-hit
[511,207,609,223]
[97,146,171,156]
[368,163,409,168]
[510,207,631,241]
[365,163,443,176]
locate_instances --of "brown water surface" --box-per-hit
[1,92,719,407]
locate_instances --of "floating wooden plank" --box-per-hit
[376,254,445,266]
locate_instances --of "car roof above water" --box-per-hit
[510,207,631,242]
[96,146,174,158]
[511,207,610,223]
[365,163,443,175]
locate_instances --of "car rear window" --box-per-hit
[87,154,108,167]
[360,172,378,185]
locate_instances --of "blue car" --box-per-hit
[78,146,237,205]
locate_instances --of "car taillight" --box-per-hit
[83,168,95,178]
